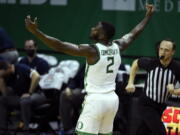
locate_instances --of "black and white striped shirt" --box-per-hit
[138,58,180,103]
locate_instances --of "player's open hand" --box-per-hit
[25,15,38,34]
[125,83,135,93]
[145,4,154,17]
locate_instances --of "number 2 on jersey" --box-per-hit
[107,57,114,73]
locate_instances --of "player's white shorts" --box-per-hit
[75,91,119,135]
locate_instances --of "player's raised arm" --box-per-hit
[115,4,154,51]
[25,15,95,58]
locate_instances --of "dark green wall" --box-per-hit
[0,0,180,64]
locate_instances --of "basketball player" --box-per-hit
[25,4,154,135]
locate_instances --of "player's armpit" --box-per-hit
[114,33,133,51]
[78,44,99,64]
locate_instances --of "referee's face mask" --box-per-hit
[157,40,175,61]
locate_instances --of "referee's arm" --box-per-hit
[167,84,180,96]
[125,59,139,93]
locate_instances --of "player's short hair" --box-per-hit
[0,60,9,70]
[100,21,115,40]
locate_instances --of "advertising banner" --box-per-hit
[1,0,180,61]
[162,107,180,135]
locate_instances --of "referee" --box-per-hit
[126,39,180,135]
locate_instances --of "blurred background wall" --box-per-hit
[0,0,180,63]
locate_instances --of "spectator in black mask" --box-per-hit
[18,39,49,131]
[19,39,49,75]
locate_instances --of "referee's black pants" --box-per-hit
[136,96,166,135]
